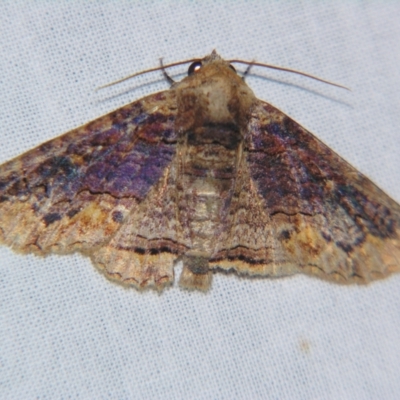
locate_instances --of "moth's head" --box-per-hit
[183,50,239,84]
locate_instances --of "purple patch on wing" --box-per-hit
[102,141,176,199]
[0,99,178,207]
[82,115,177,199]
[247,120,329,214]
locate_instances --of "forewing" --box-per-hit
[217,100,400,284]
[0,90,178,274]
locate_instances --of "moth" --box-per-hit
[0,50,399,291]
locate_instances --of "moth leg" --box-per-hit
[179,253,212,291]
[159,58,175,85]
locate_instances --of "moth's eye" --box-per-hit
[188,61,202,75]
[229,64,236,73]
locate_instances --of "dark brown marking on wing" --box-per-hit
[247,102,400,255]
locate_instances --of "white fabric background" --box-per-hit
[1,2,399,399]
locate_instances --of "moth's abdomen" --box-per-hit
[176,125,242,289]
[180,143,238,250]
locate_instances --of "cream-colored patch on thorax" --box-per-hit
[175,57,256,131]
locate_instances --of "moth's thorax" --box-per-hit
[175,61,256,133]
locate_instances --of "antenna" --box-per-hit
[97,56,349,91]
[96,58,198,90]
[229,59,350,91]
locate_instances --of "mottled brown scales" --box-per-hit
[1,51,399,291]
